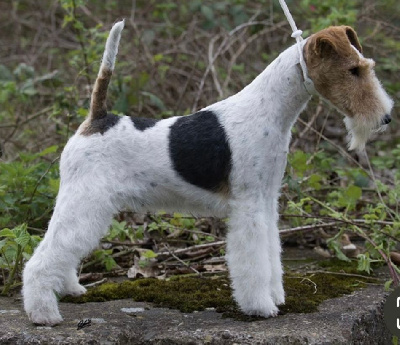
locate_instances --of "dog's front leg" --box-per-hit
[226,198,280,317]
[267,213,285,307]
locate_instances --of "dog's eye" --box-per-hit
[349,67,360,76]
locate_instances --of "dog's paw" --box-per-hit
[24,285,64,326]
[242,305,279,318]
[28,309,63,326]
[239,298,279,318]
[63,283,87,297]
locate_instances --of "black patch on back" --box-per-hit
[88,113,121,135]
[130,117,159,131]
[169,110,231,192]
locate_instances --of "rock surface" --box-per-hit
[0,284,392,344]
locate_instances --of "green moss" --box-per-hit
[62,272,374,321]
[63,276,233,313]
[280,272,367,314]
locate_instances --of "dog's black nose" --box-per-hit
[382,114,392,125]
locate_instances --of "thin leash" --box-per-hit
[278,0,318,96]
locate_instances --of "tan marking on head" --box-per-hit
[304,26,385,125]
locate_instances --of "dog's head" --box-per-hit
[304,26,393,151]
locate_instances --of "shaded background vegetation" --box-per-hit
[0,0,399,294]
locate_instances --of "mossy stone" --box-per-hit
[62,272,374,321]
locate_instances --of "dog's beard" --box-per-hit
[344,116,385,152]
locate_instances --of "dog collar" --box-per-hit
[279,0,319,97]
[291,31,318,96]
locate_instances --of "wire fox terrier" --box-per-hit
[23,20,393,325]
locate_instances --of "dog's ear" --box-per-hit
[311,34,338,58]
[344,26,363,54]
[310,26,363,59]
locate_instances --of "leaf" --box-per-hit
[142,250,158,259]
[308,174,322,190]
[0,65,14,81]
[22,252,33,261]
[338,185,362,208]
[289,150,309,177]
[77,107,89,118]
[328,240,351,262]
[153,54,164,63]
[15,233,31,248]
[345,185,362,202]
[104,256,117,271]
[20,79,37,96]
[0,239,7,251]
[4,245,17,263]
[0,256,7,268]
[14,224,28,238]
[354,173,369,188]
[134,226,144,241]
[13,63,35,80]
[0,228,16,238]
[384,279,393,291]
[48,178,60,194]
[357,253,371,274]
[201,5,214,21]
[148,222,160,232]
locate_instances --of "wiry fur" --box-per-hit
[22,22,393,325]
[304,26,393,150]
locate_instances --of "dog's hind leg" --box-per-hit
[22,187,116,325]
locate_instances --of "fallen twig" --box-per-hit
[157,240,226,257]
[162,244,201,275]
[83,278,107,288]
[279,222,338,235]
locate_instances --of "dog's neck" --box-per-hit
[245,42,312,131]
[210,42,312,138]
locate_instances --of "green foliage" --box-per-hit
[0,147,59,293]
[372,144,400,171]
[105,220,141,243]
[91,220,146,271]
[189,0,251,30]
[286,147,400,282]
[300,0,359,32]
[92,249,117,272]
[0,62,61,130]
[0,148,59,229]
[0,224,41,295]
[147,212,197,237]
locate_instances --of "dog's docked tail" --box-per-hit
[89,20,124,122]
